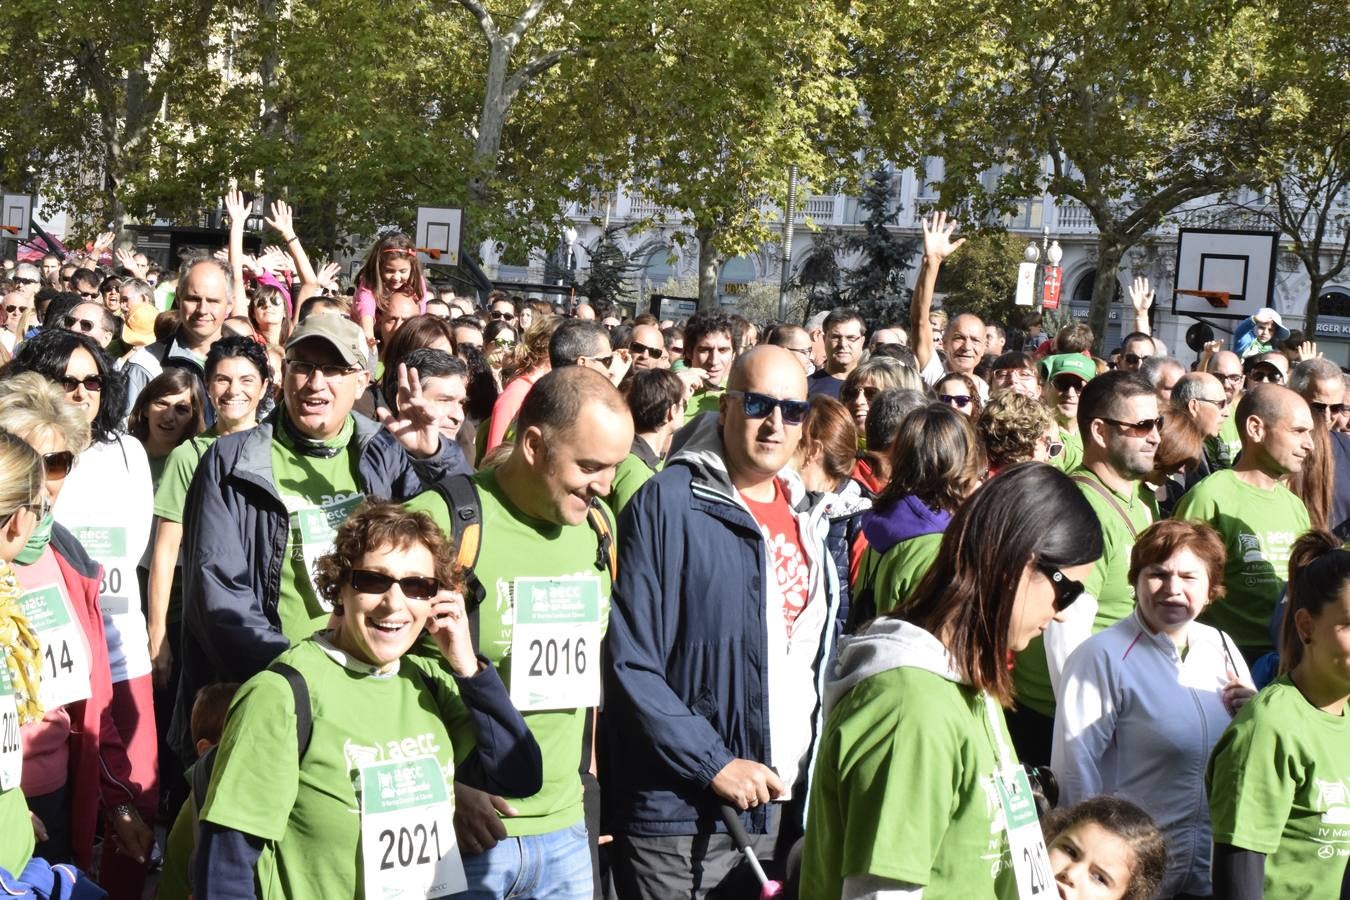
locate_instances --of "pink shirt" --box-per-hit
[487,369,545,452]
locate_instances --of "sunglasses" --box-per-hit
[12,277,36,286]
[1038,564,1085,612]
[76,290,100,301]
[252,295,284,308]
[1100,416,1164,437]
[583,354,614,369]
[1311,401,1347,416]
[4,304,31,314]
[939,394,972,408]
[1044,440,1065,459]
[1196,396,1229,410]
[43,450,75,479]
[490,310,515,321]
[727,390,810,425]
[1248,369,1283,384]
[62,315,99,333]
[58,374,104,393]
[1123,352,1152,366]
[1051,375,1085,394]
[629,341,664,360]
[349,569,441,599]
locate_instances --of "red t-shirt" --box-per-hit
[740,478,811,635]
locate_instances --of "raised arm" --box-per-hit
[223,187,251,317]
[1129,276,1154,336]
[265,200,318,287]
[909,211,965,373]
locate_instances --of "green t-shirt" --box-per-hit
[272,418,365,644]
[1207,676,1350,898]
[858,534,944,616]
[682,387,723,425]
[1174,469,1310,655]
[801,666,1015,898]
[1205,412,1243,471]
[158,788,196,900]
[605,451,656,518]
[153,432,222,523]
[1050,428,1082,474]
[407,469,611,836]
[1013,469,1156,717]
[0,664,34,876]
[201,638,478,900]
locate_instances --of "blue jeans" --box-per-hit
[456,820,593,900]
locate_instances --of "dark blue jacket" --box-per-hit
[603,414,840,837]
[169,411,469,761]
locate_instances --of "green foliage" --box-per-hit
[576,227,643,308]
[792,229,848,321]
[843,168,918,324]
[935,229,1024,327]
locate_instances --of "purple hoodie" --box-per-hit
[861,494,951,556]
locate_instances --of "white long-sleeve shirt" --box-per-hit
[1051,609,1252,897]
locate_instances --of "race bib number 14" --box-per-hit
[509,576,602,712]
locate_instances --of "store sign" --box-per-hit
[1313,317,1350,339]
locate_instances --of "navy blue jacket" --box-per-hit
[602,415,840,837]
[169,411,469,761]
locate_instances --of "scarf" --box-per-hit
[15,512,53,566]
[280,411,355,459]
[0,561,43,724]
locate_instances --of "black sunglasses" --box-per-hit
[629,341,664,360]
[1038,564,1085,612]
[1051,375,1086,393]
[349,569,442,600]
[939,393,972,408]
[43,450,75,479]
[727,390,810,425]
[1248,369,1283,384]
[4,304,31,314]
[62,315,99,333]
[76,290,99,301]
[584,354,614,369]
[57,374,104,393]
[490,310,516,321]
[1099,416,1163,437]
[12,277,36,286]
[1123,352,1152,366]
[1311,401,1347,416]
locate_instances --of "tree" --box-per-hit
[576,227,644,309]
[843,168,918,324]
[791,229,848,322]
[934,229,1024,326]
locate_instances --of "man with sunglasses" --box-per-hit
[12,263,42,301]
[171,312,467,764]
[1172,372,1230,490]
[1202,349,1245,470]
[60,301,117,349]
[550,319,629,387]
[488,295,517,324]
[1176,385,1313,662]
[627,322,667,372]
[1288,358,1350,538]
[1117,331,1157,373]
[1013,371,1161,764]
[1040,353,1095,473]
[606,345,841,894]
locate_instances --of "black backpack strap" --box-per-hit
[269,662,312,762]
[586,500,618,580]
[429,473,485,648]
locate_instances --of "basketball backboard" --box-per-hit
[1171,228,1279,321]
[415,207,463,267]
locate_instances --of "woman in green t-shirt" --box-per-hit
[127,369,206,491]
[801,462,1104,898]
[194,502,541,899]
[1207,528,1350,899]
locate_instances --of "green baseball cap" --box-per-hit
[1039,353,1096,384]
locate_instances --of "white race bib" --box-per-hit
[0,667,21,791]
[72,526,132,616]
[359,755,465,899]
[509,576,602,712]
[291,493,366,609]
[996,766,1055,899]
[20,584,92,709]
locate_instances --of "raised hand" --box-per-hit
[223,186,250,227]
[376,364,441,458]
[1296,340,1319,362]
[425,589,478,676]
[1130,276,1155,315]
[316,261,342,290]
[116,247,147,279]
[921,211,966,263]
[265,199,297,241]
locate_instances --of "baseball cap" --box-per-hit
[284,312,365,367]
[1040,353,1096,384]
[121,303,158,347]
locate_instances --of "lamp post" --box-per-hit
[1024,227,1063,310]
[562,224,579,313]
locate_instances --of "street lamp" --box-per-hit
[1023,228,1062,310]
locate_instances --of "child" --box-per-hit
[1042,797,1167,900]
[156,683,239,900]
[351,233,428,347]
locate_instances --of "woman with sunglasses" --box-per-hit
[839,357,925,437]
[802,463,1103,898]
[194,502,540,899]
[0,375,155,879]
[247,283,292,349]
[934,371,982,419]
[5,329,159,898]
[850,403,985,627]
[1053,520,1253,897]
[977,390,1061,476]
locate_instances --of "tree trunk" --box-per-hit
[1304,271,1328,337]
[696,226,722,311]
[470,40,511,213]
[1089,237,1126,356]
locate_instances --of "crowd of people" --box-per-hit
[0,206,1347,900]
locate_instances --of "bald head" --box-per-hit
[944,313,986,374]
[728,345,809,398]
[1233,384,1314,477]
[629,323,666,370]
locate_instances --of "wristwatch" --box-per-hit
[110,802,136,820]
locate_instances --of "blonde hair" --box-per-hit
[502,315,561,378]
[0,430,43,520]
[0,371,93,456]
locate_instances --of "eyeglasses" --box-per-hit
[1310,401,1347,416]
[1248,369,1283,384]
[1196,396,1229,410]
[727,390,810,425]
[489,310,515,321]
[43,450,75,479]
[57,374,104,393]
[1123,352,1152,366]
[286,359,362,380]
[12,277,36,286]
[938,394,972,408]
[1099,416,1164,437]
[252,295,284,308]
[582,354,614,369]
[1215,373,1243,384]
[629,341,664,360]
[62,316,100,334]
[1038,564,1085,612]
[349,569,441,599]
[4,304,31,314]
[1051,375,1085,394]
[76,290,100,301]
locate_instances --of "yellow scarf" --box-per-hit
[0,561,42,724]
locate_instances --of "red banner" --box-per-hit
[1042,266,1063,309]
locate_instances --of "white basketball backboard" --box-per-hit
[415,207,463,267]
[1,194,32,241]
[1171,228,1279,321]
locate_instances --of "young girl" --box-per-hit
[1042,797,1167,900]
[1207,529,1350,900]
[351,233,428,346]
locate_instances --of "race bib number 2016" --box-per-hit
[509,576,602,712]
[359,756,464,899]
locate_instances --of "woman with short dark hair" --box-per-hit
[802,463,1103,898]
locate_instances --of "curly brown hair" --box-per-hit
[977,391,1054,469]
[314,501,462,607]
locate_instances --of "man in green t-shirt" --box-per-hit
[1039,353,1093,474]
[680,311,738,424]
[1175,384,1314,661]
[1014,370,1159,762]
[172,313,467,763]
[408,366,634,898]
[1201,349,1245,469]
